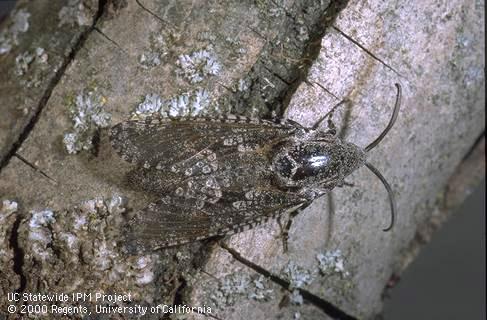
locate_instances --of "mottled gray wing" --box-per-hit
[109,115,296,170]
[125,188,309,250]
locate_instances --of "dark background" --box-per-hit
[0,1,15,23]
[1,2,485,319]
[384,181,486,319]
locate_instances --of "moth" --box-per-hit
[109,84,402,250]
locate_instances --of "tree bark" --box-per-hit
[0,0,484,319]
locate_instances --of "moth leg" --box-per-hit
[317,173,341,190]
[280,201,313,252]
[337,180,355,188]
[285,118,306,129]
[280,210,302,253]
[338,99,354,140]
[276,215,288,252]
[311,99,349,135]
[325,193,335,246]
[325,115,337,136]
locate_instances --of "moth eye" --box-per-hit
[274,154,296,179]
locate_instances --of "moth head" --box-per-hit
[271,140,366,189]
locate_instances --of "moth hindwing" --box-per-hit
[109,113,366,250]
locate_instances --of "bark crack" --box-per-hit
[169,271,223,320]
[0,0,110,173]
[276,0,352,115]
[460,130,485,162]
[9,214,26,293]
[331,26,404,79]
[13,153,57,183]
[93,26,125,52]
[135,0,176,33]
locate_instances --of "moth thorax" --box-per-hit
[271,141,366,188]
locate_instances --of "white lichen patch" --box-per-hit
[197,31,217,42]
[282,261,315,289]
[59,232,78,249]
[290,289,303,305]
[166,88,211,116]
[268,6,285,18]
[175,250,191,262]
[19,195,161,295]
[28,209,56,261]
[79,197,103,214]
[29,209,56,229]
[296,17,309,42]
[248,275,274,301]
[0,199,18,218]
[92,240,116,271]
[185,87,211,115]
[222,36,247,59]
[0,9,30,55]
[132,88,212,118]
[209,273,274,309]
[14,47,49,87]
[271,254,354,309]
[316,250,350,278]
[238,78,250,92]
[63,89,111,154]
[197,32,246,58]
[134,93,164,115]
[139,52,161,69]
[139,33,169,69]
[176,47,221,83]
[75,194,125,229]
[134,255,156,285]
[58,0,93,27]
[59,194,129,273]
[106,194,127,215]
[72,214,87,230]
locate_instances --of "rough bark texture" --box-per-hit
[0,0,484,319]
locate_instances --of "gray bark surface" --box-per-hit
[0,0,484,319]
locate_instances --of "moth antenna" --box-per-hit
[365,83,402,152]
[364,162,396,231]
[312,99,349,130]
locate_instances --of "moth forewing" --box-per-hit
[110,115,307,249]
